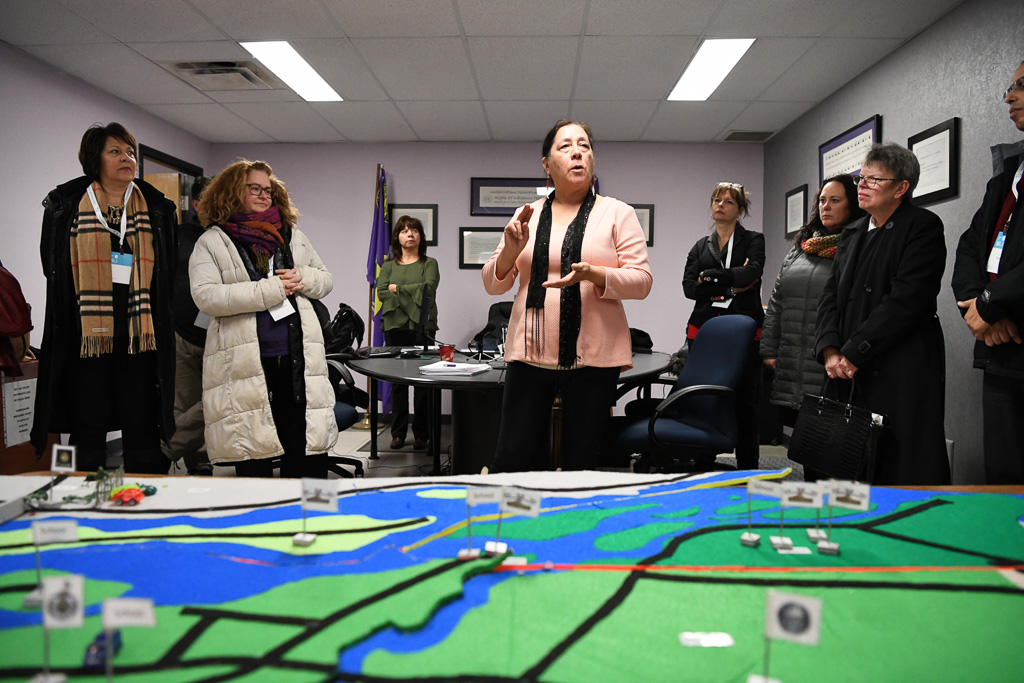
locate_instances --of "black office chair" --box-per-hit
[605,315,757,473]
[470,301,512,354]
[326,358,367,478]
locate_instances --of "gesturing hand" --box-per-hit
[543,262,607,289]
[276,268,305,295]
[504,205,533,256]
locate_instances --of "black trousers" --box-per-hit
[384,329,428,440]
[65,346,168,475]
[490,362,619,473]
[983,371,1024,484]
[235,356,326,478]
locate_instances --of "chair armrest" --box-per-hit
[614,375,675,401]
[326,359,355,388]
[648,384,734,448]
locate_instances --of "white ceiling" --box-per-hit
[0,0,964,144]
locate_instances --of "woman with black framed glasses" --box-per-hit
[190,160,336,477]
[683,182,765,470]
[815,143,949,485]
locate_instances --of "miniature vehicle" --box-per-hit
[113,487,145,506]
[83,629,122,668]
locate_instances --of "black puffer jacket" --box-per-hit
[760,245,833,408]
[31,176,177,454]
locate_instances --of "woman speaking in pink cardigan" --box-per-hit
[482,119,652,472]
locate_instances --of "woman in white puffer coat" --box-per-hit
[190,159,336,477]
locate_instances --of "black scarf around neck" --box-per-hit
[525,190,596,368]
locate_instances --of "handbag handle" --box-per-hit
[817,377,860,415]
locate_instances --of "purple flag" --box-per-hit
[367,165,392,413]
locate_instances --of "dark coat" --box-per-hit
[172,216,208,348]
[814,201,949,484]
[31,176,177,454]
[683,222,765,334]
[951,153,1024,378]
[760,246,833,409]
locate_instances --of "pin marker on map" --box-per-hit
[293,479,338,547]
[484,486,510,556]
[24,521,79,609]
[767,482,793,551]
[818,480,870,556]
[460,487,501,559]
[741,480,769,547]
[778,482,825,542]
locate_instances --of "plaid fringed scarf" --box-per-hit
[801,231,841,259]
[70,182,157,357]
[221,207,284,276]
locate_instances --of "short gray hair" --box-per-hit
[864,142,920,194]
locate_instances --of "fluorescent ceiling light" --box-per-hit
[667,38,755,101]
[241,40,342,102]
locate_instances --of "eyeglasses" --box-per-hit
[1004,75,1024,100]
[851,175,895,188]
[716,182,744,191]
[246,183,274,199]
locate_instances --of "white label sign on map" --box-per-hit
[32,520,79,545]
[748,479,782,499]
[828,480,870,511]
[500,487,542,517]
[466,486,503,507]
[781,482,823,510]
[42,575,84,629]
[300,478,338,513]
[103,597,156,629]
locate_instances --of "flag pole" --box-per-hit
[352,164,383,432]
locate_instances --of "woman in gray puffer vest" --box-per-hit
[760,174,864,425]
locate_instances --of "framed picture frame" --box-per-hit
[471,177,549,216]
[632,204,655,247]
[459,227,503,269]
[908,117,960,205]
[389,203,438,246]
[818,115,882,184]
[785,185,808,236]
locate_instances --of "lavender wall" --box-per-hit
[208,141,764,362]
[0,42,211,333]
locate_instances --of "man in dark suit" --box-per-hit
[952,60,1024,484]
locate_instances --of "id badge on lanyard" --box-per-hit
[711,232,735,309]
[87,183,134,284]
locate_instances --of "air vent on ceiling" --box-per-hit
[160,61,283,91]
[722,131,775,143]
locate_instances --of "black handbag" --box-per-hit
[788,379,884,482]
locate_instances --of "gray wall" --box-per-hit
[762,0,1024,483]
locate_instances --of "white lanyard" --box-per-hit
[1008,161,1024,226]
[720,231,734,268]
[86,182,134,245]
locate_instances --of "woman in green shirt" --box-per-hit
[376,215,440,449]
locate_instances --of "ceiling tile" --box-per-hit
[585,0,718,35]
[758,37,903,102]
[468,37,578,100]
[191,0,344,40]
[826,0,963,38]
[223,102,346,142]
[291,39,388,101]
[707,0,846,37]
[352,37,478,100]
[128,41,250,62]
[641,101,744,141]
[206,89,302,104]
[483,101,572,141]
[458,0,585,36]
[312,101,418,142]
[23,43,213,105]
[0,0,114,44]
[570,100,660,141]
[724,101,816,134]
[324,0,459,37]
[396,101,490,140]
[575,36,699,100]
[54,0,223,42]
[141,103,274,143]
